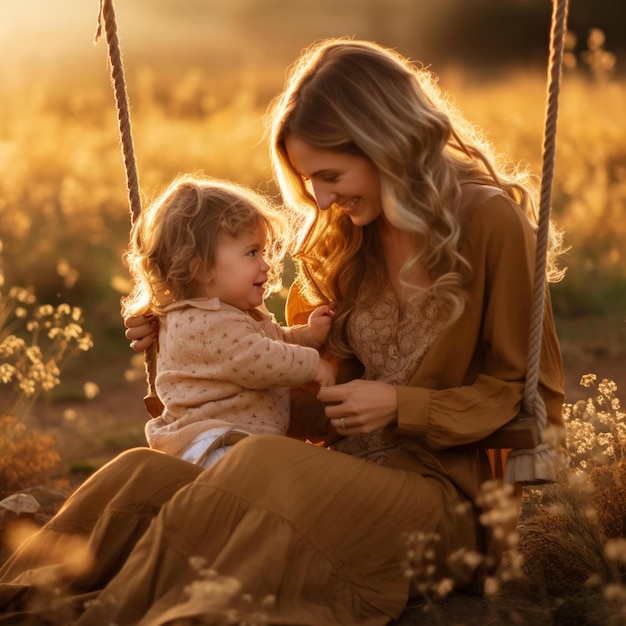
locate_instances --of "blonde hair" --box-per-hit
[122,175,289,317]
[268,38,563,358]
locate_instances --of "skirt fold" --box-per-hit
[1,436,471,626]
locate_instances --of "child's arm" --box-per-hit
[315,358,335,388]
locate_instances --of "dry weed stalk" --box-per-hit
[517,375,626,624]
[0,255,94,496]
[401,376,626,624]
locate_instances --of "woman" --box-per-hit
[0,39,564,625]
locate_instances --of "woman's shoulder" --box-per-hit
[459,183,505,215]
[458,184,532,237]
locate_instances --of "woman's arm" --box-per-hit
[318,379,397,433]
[125,314,157,352]
[393,197,565,448]
[291,197,565,448]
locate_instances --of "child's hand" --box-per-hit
[308,305,334,345]
[314,358,336,388]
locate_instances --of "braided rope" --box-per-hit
[522,0,570,431]
[94,0,141,222]
[95,0,159,405]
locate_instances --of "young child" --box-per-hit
[122,174,335,468]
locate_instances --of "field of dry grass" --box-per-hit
[3,59,626,402]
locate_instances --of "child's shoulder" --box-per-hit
[161,298,226,326]
[163,297,222,315]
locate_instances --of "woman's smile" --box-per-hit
[284,136,383,226]
[340,197,360,214]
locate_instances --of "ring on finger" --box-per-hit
[340,417,346,430]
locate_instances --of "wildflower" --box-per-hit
[580,373,597,387]
[599,379,618,396]
[184,569,243,611]
[77,335,94,351]
[0,335,25,356]
[434,578,454,598]
[64,409,77,422]
[0,363,16,383]
[462,549,483,570]
[1,286,93,447]
[36,304,54,318]
[188,556,208,572]
[18,378,36,396]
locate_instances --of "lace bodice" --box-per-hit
[329,281,445,464]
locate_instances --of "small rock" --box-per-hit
[0,493,40,516]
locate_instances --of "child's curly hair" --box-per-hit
[122,174,290,317]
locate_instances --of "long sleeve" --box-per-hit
[272,321,322,350]
[394,196,564,449]
[191,310,320,390]
[157,302,319,399]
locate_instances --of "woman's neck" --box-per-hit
[377,219,412,267]
[376,218,430,306]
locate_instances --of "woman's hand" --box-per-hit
[318,379,397,434]
[124,314,158,352]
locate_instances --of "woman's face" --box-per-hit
[284,136,383,227]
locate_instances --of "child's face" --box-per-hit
[202,221,270,311]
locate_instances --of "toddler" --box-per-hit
[122,174,335,468]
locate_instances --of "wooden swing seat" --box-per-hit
[470,413,539,450]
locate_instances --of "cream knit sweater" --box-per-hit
[146,298,321,457]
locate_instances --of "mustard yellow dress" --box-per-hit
[0,195,565,625]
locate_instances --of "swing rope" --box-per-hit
[96,0,160,412]
[524,0,569,420]
[504,0,569,485]
[95,0,141,223]
[94,0,569,484]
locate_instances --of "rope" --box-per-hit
[94,0,141,222]
[95,0,159,408]
[522,0,569,431]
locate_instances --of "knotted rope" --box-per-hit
[505,0,570,484]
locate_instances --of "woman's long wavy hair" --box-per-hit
[268,38,563,358]
[122,175,289,317]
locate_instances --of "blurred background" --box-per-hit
[0,0,625,474]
